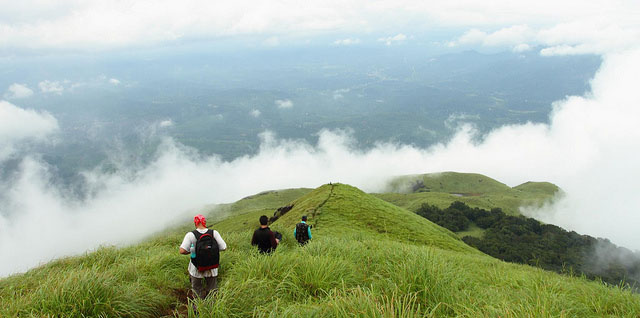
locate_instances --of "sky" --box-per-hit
[1,0,638,53]
[1,0,640,276]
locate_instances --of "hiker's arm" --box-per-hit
[269,232,278,248]
[179,233,192,255]
[308,226,312,239]
[251,231,257,246]
[214,230,227,251]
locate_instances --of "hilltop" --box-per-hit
[1,178,639,317]
[377,171,559,215]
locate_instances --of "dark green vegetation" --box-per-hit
[376,171,560,215]
[2,178,639,317]
[416,201,640,289]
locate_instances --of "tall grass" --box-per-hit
[2,184,639,317]
[190,233,640,317]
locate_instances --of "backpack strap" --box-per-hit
[190,230,200,267]
[206,229,217,245]
[192,229,214,240]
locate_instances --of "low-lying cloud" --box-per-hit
[159,119,173,128]
[333,38,361,46]
[0,101,58,161]
[38,80,64,94]
[448,22,640,55]
[4,83,34,99]
[275,99,293,109]
[378,34,407,46]
[1,48,640,277]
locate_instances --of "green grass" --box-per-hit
[376,172,559,215]
[513,181,561,195]
[386,172,514,194]
[2,180,638,317]
[275,184,475,253]
[206,188,314,231]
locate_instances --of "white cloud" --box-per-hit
[535,21,640,55]
[333,38,361,46]
[449,25,534,48]
[0,0,636,55]
[159,120,173,127]
[378,33,407,46]
[484,25,533,46]
[512,43,531,53]
[2,46,640,276]
[38,80,64,94]
[109,78,121,85]
[444,113,480,130]
[333,88,350,100]
[275,99,293,109]
[2,0,640,278]
[447,20,640,56]
[0,101,58,161]
[3,83,34,99]
[448,29,485,47]
[250,109,261,117]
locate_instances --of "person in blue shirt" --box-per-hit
[294,215,312,245]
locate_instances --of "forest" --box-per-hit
[416,201,640,289]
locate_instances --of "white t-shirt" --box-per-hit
[180,228,227,278]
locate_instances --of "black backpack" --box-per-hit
[295,222,309,244]
[191,229,219,271]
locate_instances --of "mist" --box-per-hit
[2,47,640,277]
[0,101,58,161]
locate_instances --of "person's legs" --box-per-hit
[190,275,206,299]
[204,276,218,298]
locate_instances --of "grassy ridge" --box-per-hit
[0,188,310,318]
[2,181,639,317]
[212,188,313,232]
[386,172,514,194]
[276,184,474,252]
[377,172,559,215]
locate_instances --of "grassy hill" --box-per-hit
[376,172,560,215]
[2,182,639,317]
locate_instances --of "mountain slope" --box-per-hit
[377,171,559,215]
[275,183,475,252]
[1,182,638,317]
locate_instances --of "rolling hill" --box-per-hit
[376,171,560,215]
[1,177,638,317]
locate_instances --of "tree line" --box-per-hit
[416,201,640,290]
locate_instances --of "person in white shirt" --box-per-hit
[179,214,227,299]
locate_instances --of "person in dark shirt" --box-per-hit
[251,215,281,254]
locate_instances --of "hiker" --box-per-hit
[179,214,227,299]
[251,215,282,254]
[294,215,312,245]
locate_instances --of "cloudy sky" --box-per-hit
[1,1,640,276]
[0,0,638,53]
